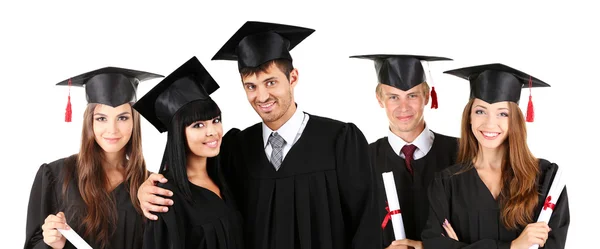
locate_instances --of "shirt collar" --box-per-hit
[263,104,305,148]
[387,123,434,155]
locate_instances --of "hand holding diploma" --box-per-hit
[41,211,93,249]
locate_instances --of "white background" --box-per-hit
[1,1,597,248]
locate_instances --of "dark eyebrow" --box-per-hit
[474,105,487,109]
[94,112,131,117]
[262,77,277,83]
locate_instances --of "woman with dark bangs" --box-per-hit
[134,56,244,249]
[421,64,570,249]
[24,67,163,249]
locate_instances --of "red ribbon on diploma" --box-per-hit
[543,196,556,211]
[382,205,401,229]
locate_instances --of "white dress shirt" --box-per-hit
[263,105,309,162]
[387,124,435,160]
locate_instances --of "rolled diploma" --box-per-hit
[382,171,406,240]
[57,227,93,249]
[529,167,565,249]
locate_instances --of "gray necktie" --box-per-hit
[268,132,286,170]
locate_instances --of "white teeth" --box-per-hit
[206,141,217,145]
[482,132,499,137]
[260,102,274,108]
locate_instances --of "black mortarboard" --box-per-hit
[444,63,551,121]
[133,56,219,133]
[350,54,452,91]
[211,21,315,70]
[56,67,163,122]
[350,54,452,108]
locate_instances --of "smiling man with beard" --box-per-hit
[211,21,380,249]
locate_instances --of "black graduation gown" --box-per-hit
[221,114,380,249]
[370,132,457,247]
[24,157,145,249]
[142,174,244,249]
[422,159,570,249]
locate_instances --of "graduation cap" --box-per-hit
[56,67,164,122]
[444,63,551,122]
[350,54,452,109]
[211,21,315,70]
[132,56,219,133]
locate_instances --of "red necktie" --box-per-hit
[401,144,417,175]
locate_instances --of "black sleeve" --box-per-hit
[335,123,381,249]
[24,164,57,249]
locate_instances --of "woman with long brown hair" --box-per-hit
[421,64,569,249]
[24,67,163,249]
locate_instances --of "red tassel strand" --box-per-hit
[65,79,72,122]
[526,76,534,122]
[430,86,438,109]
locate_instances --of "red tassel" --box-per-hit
[65,79,72,122]
[526,95,534,122]
[430,86,438,109]
[526,76,534,122]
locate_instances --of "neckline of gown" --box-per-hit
[469,167,500,204]
[109,181,126,193]
[188,180,226,202]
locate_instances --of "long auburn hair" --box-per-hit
[62,103,147,249]
[457,98,539,230]
[160,99,222,202]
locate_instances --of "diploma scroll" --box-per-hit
[528,167,565,249]
[58,227,94,249]
[382,171,406,240]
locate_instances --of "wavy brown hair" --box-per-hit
[457,98,539,230]
[62,103,147,249]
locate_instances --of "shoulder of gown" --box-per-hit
[24,155,76,249]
